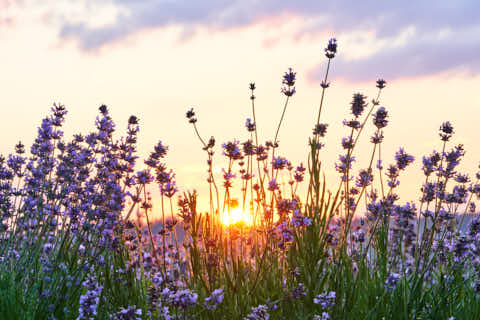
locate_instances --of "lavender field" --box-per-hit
[1,38,480,320]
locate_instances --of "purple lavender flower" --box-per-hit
[222,140,243,160]
[109,306,142,320]
[281,67,296,96]
[455,173,470,183]
[277,221,294,243]
[290,283,307,299]
[268,178,279,191]
[186,108,197,123]
[325,38,337,59]
[313,123,328,137]
[373,107,388,129]
[15,141,25,154]
[314,291,336,309]
[335,154,355,175]
[245,118,256,132]
[371,131,384,144]
[171,289,198,309]
[395,148,414,170]
[341,137,354,150]
[136,170,153,185]
[294,163,306,182]
[277,199,297,216]
[314,313,331,320]
[281,87,296,97]
[204,288,224,310]
[441,145,465,178]
[376,79,387,89]
[384,273,401,292]
[350,93,367,118]
[421,182,436,203]
[356,169,373,188]
[282,67,296,87]
[343,119,362,130]
[439,121,454,141]
[244,304,269,320]
[77,275,103,320]
[272,156,289,170]
[161,180,178,198]
[291,210,312,227]
[242,140,256,156]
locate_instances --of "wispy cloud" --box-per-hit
[7,0,479,81]
[313,26,480,82]
[56,1,479,46]
[52,1,480,80]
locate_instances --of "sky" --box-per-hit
[1,0,480,217]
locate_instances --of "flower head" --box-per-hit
[186,108,197,123]
[376,79,387,89]
[281,67,296,96]
[350,93,367,118]
[325,38,337,59]
[282,67,296,87]
[440,121,454,141]
[204,288,224,310]
[373,107,388,129]
[245,118,256,132]
[313,123,328,137]
[395,148,414,170]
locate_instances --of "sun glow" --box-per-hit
[221,208,254,226]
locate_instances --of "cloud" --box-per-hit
[312,26,480,82]
[50,1,480,80]
[57,1,479,45]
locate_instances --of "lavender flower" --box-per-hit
[313,313,331,320]
[373,107,388,129]
[281,67,296,96]
[171,289,198,309]
[109,306,142,320]
[290,283,307,299]
[186,108,197,123]
[204,288,224,310]
[281,87,296,97]
[341,137,354,150]
[384,273,401,292]
[272,156,289,170]
[325,38,337,59]
[335,154,355,175]
[439,121,454,141]
[244,304,269,320]
[350,93,367,118]
[314,291,336,309]
[245,118,256,132]
[268,178,279,191]
[371,131,384,144]
[395,148,414,170]
[356,169,373,188]
[77,275,103,320]
[282,67,296,87]
[376,79,387,89]
[222,140,243,160]
[294,163,306,182]
[291,210,312,227]
[313,123,328,137]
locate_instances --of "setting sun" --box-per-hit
[221,208,254,226]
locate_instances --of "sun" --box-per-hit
[221,207,254,226]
